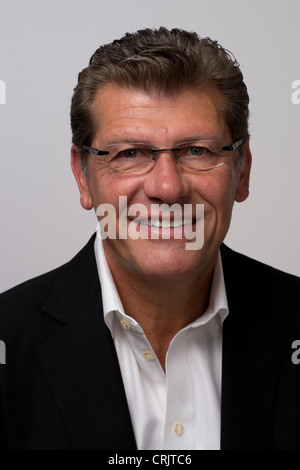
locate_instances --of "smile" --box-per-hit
[134,218,197,228]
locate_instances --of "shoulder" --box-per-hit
[221,243,300,326]
[221,243,300,286]
[0,266,66,358]
[0,266,61,308]
[0,235,97,331]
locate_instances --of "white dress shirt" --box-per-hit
[94,231,229,450]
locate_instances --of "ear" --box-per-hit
[70,145,93,210]
[235,142,252,203]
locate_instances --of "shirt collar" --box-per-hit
[94,231,127,334]
[189,250,229,328]
[94,231,229,335]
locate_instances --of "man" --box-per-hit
[0,27,299,450]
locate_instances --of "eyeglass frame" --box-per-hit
[80,138,243,171]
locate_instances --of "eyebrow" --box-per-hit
[106,141,153,147]
[105,136,153,146]
[105,134,225,147]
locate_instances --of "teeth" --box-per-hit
[137,219,195,228]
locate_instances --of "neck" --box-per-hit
[104,245,217,370]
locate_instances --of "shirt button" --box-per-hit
[143,350,155,361]
[120,319,131,330]
[173,422,184,436]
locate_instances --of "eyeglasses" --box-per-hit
[81,138,243,174]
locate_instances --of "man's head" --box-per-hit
[70,27,251,282]
[70,27,250,173]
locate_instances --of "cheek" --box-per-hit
[196,169,238,247]
[87,167,143,208]
[194,168,237,210]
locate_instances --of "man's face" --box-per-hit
[71,84,251,281]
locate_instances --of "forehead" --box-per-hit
[92,84,229,144]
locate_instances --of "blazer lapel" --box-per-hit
[35,235,136,450]
[220,245,282,449]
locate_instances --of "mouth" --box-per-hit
[135,218,197,228]
[123,204,205,243]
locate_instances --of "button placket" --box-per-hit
[164,329,193,449]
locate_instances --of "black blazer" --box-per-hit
[0,235,300,449]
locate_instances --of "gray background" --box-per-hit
[1,0,299,292]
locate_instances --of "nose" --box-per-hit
[143,151,191,204]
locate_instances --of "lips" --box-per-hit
[122,201,204,243]
[134,218,196,228]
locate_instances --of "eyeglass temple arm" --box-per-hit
[222,139,243,152]
[81,145,109,156]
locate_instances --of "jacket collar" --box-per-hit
[42,234,100,324]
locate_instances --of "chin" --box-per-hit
[128,244,205,280]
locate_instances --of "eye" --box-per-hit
[189,146,205,156]
[122,148,139,159]
[180,145,208,157]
